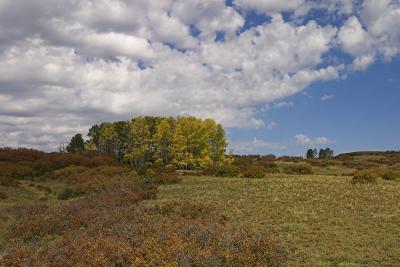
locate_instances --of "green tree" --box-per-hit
[154,119,174,165]
[319,148,334,159]
[171,121,192,169]
[66,133,85,154]
[113,121,130,162]
[87,125,100,151]
[306,148,317,159]
[99,122,117,155]
[125,117,151,167]
[318,148,325,159]
[205,119,228,164]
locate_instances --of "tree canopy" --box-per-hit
[84,116,227,169]
[66,133,85,154]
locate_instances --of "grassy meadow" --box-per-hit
[147,174,400,266]
[2,148,400,266]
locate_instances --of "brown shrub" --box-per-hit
[0,189,7,199]
[0,147,45,162]
[243,165,266,178]
[0,162,34,180]
[2,198,287,266]
[53,165,140,193]
[0,175,20,187]
[154,167,182,184]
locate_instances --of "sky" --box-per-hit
[0,0,399,156]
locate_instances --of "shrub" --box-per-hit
[243,165,266,178]
[35,184,52,194]
[262,161,280,173]
[283,163,313,175]
[202,164,218,176]
[351,171,379,185]
[2,191,287,266]
[0,148,45,162]
[33,164,54,177]
[382,170,400,181]
[58,188,84,200]
[63,166,140,193]
[0,162,34,179]
[0,190,7,199]
[0,176,20,187]
[53,165,90,180]
[212,164,241,177]
[154,167,182,184]
[178,170,203,176]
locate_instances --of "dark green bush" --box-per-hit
[214,164,241,177]
[283,163,313,175]
[58,188,84,200]
[243,165,266,178]
[351,171,379,185]
[0,176,20,187]
[382,170,400,181]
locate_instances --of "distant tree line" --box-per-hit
[306,148,334,159]
[67,116,227,169]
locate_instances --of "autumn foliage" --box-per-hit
[0,148,288,266]
[1,183,287,266]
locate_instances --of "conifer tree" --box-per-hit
[66,133,85,154]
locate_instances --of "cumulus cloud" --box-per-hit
[273,101,294,109]
[294,134,331,146]
[230,137,287,154]
[337,1,400,70]
[0,0,399,150]
[234,0,304,14]
[266,121,277,129]
[321,94,335,101]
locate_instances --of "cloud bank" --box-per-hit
[0,0,399,150]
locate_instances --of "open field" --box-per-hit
[146,175,400,266]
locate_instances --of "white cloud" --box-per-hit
[230,137,287,154]
[0,0,399,150]
[273,101,294,109]
[294,134,331,146]
[320,94,335,101]
[234,0,304,13]
[266,121,277,129]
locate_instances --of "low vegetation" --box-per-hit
[151,175,400,266]
[0,148,287,266]
[351,170,379,184]
[2,143,400,265]
[242,165,266,178]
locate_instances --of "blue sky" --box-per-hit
[228,55,400,156]
[0,0,399,156]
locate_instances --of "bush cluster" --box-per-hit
[0,189,7,199]
[283,163,313,175]
[214,164,240,177]
[154,167,182,184]
[56,165,141,193]
[1,183,287,266]
[58,188,85,200]
[351,171,379,185]
[242,165,266,178]
[382,170,400,181]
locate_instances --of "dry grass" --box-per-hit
[146,174,400,266]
